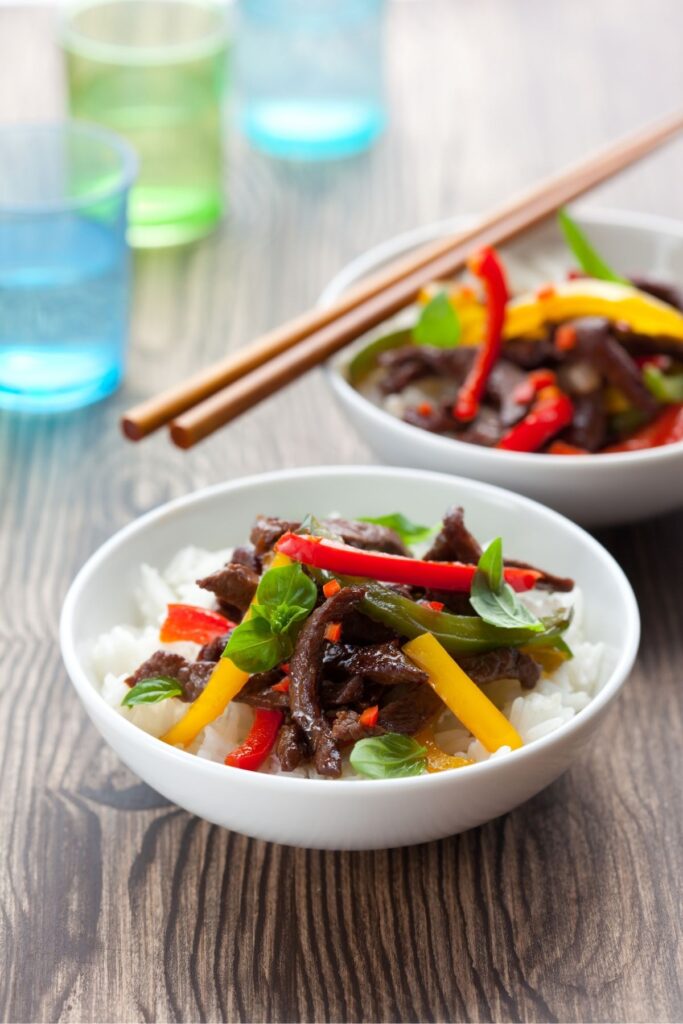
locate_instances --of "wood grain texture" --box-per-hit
[1,1,683,1020]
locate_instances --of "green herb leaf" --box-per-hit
[470,538,544,632]
[223,615,290,674]
[350,734,428,779]
[255,562,317,631]
[121,676,183,707]
[359,513,437,547]
[348,329,413,385]
[413,291,461,348]
[558,209,628,285]
[222,562,316,673]
[643,364,683,404]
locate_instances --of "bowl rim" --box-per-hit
[60,465,640,794]
[322,207,683,469]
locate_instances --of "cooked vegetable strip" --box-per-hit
[276,531,539,593]
[356,582,569,656]
[159,604,234,645]
[225,708,283,771]
[453,247,509,421]
[502,279,683,343]
[403,634,523,752]
[161,552,292,748]
[497,386,574,452]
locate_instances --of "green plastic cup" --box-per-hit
[62,0,229,248]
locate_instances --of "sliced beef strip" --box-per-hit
[424,506,482,563]
[249,513,407,557]
[378,684,443,734]
[630,275,683,312]
[231,544,261,573]
[560,391,607,451]
[323,640,427,687]
[324,517,409,556]
[125,650,214,703]
[341,610,395,646]
[289,586,367,778]
[250,515,301,556]
[571,318,658,417]
[485,358,528,426]
[196,562,259,621]
[377,344,475,395]
[233,669,289,710]
[458,648,540,690]
[320,675,365,708]
[503,336,559,369]
[197,632,232,662]
[276,722,309,772]
[330,709,371,746]
[180,661,216,702]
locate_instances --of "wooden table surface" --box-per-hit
[2,2,683,1021]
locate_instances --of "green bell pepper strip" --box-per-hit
[306,568,571,657]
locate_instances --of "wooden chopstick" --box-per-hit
[121,109,683,447]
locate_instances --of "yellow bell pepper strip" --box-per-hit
[403,633,523,753]
[428,279,683,348]
[413,725,473,773]
[502,280,683,344]
[161,552,292,749]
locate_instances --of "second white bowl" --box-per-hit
[324,210,683,526]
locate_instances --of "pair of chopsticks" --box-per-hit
[122,109,683,450]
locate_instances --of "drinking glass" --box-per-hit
[0,122,136,412]
[62,0,229,247]
[236,0,386,160]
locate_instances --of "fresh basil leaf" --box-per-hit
[558,209,628,285]
[350,734,428,779]
[121,676,183,707]
[413,290,461,348]
[223,615,289,674]
[348,329,413,385]
[643,364,683,403]
[359,513,437,547]
[269,603,311,634]
[470,538,544,632]
[256,562,317,617]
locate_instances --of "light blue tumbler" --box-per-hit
[237,0,387,160]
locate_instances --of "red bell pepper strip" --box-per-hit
[497,386,574,453]
[603,403,683,452]
[225,708,283,771]
[275,532,540,593]
[453,247,509,421]
[159,603,235,645]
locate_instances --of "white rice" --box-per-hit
[89,546,609,778]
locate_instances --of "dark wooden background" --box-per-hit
[2,2,683,1021]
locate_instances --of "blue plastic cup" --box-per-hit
[0,121,137,412]
[236,0,387,160]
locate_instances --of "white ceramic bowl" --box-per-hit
[60,466,639,849]
[324,210,683,526]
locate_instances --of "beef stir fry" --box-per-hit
[349,210,683,455]
[123,508,575,779]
